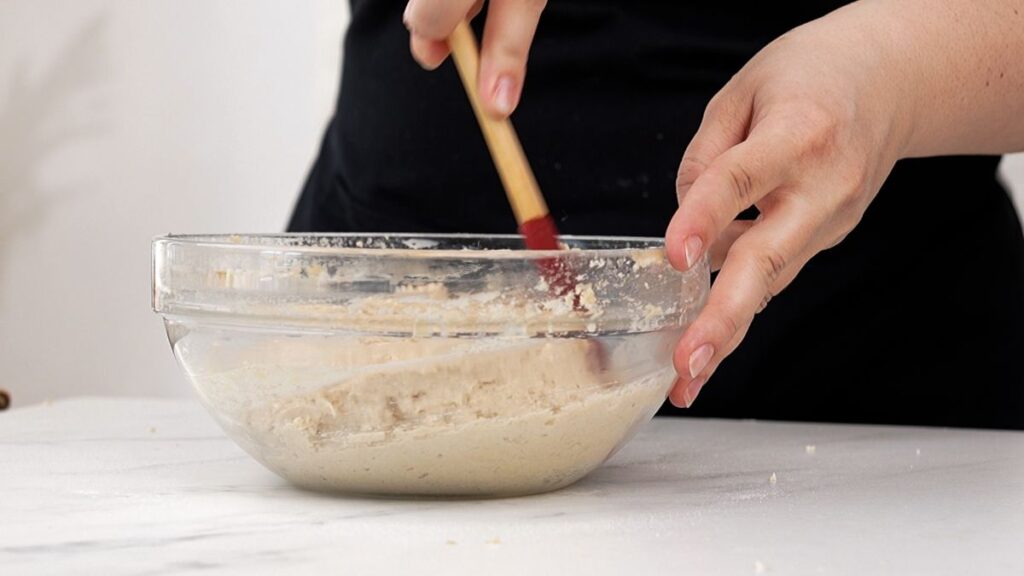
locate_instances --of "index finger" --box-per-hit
[406,0,482,69]
[666,125,794,272]
[404,0,480,39]
[667,197,823,407]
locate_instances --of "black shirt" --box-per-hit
[290,0,1024,429]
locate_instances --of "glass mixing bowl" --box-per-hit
[152,234,709,497]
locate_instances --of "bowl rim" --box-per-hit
[153,232,671,261]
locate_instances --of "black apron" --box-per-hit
[290,0,1024,429]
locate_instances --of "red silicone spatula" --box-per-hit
[447,21,576,299]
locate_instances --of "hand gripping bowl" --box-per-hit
[152,234,709,497]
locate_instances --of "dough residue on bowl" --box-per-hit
[179,274,680,496]
[193,334,673,496]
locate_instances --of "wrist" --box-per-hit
[815,0,922,163]
[852,0,1024,157]
[836,1,921,162]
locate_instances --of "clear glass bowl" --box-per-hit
[152,233,709,497]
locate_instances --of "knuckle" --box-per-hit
[809,128,842,162]
[710,310,743,343]
[839,166,871,209]
[757,247,787,286]
[493,41,530,62]
[407,2,461,38]
[824,229,850,250]
[725,162,757,208]
[703,92,728,120]
[832,191,864,227]
[734,241,787,287]
[775,101,844,164]
[676,156,708,198]
[486,0,547,59]
[828,207,864,242]
[412,21,449,40]
[825,167,873,234]
[798,100,839,132]
[780,187,831,229]
[703,88,741,122]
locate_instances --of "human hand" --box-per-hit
[665,7,916,407]
[403,0,547,117]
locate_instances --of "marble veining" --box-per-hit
[1,398,1022,575]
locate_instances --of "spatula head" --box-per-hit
[518,214,562,251]
[519,214,575,298]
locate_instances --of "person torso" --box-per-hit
[291,1,1024,429]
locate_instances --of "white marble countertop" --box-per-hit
[1,398,1022,575]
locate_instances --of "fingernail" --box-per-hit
[684,236,703,269]
[688,344,714,379]
[492,76,518,116]
[681,376,706,408]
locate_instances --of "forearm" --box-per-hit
[855,0,1024,157]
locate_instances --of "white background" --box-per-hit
[0,0,347,405]
[1,1,1022,406]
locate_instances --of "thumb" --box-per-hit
[477,0,547,117]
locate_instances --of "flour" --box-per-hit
[188,331,675,496]
[177,250,686,496]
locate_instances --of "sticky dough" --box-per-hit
[192,335,672,496]
[185,282,675,496]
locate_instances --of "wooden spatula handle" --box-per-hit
[447,21,549,225]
